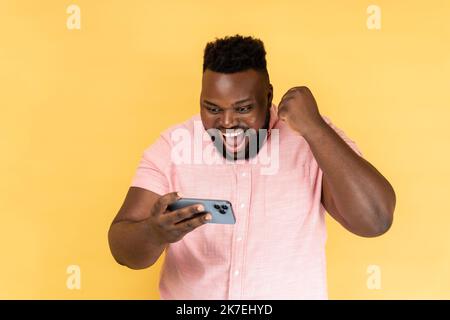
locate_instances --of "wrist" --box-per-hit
[143,218,167,247]
[302,117,328,141]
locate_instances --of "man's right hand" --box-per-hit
[147,192,212,245]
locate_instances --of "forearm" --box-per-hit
[108,219,167,270]
[303,119,396,233]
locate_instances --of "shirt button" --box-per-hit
[237,237,242,242]
[241,172,247,177]
[234,270,240,276]
[240,203,245,208]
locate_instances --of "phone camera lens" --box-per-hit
[219,209,226,214]
[221,205,228,210]
[214,204,220,210]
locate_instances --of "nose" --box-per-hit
[220,110,238,129]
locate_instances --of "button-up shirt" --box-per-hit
[130,104,362,299]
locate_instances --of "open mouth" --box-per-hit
[221,128,247,153]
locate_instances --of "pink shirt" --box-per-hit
[130,105,362,299]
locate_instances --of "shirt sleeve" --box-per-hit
[130,135,171,195]
[322,116,363,157]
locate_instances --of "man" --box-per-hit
[108,35,396,299]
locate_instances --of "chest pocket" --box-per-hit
[173,164,233,201]
[263,164,314,224]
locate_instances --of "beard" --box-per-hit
[207,109,271,161]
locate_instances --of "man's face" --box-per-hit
[200,69,273,160]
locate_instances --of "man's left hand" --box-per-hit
[277,86,326,137]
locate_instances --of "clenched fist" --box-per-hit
[277,86,326,136]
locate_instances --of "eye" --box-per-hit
[205,106,221,114]
[236,105,253,113]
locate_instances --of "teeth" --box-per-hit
[222,129,244,138]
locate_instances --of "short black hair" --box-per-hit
[203,34,268,75]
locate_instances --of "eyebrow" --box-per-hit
[203,98,253,108]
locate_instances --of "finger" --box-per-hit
[152,191,181,216]
[296,86,311,94]
[162,203,205,225]
[175,212,212,234]
[277,98,292,120]
[278,94,294,111]
[280,88,297,102]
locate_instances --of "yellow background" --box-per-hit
[1,0,449,299]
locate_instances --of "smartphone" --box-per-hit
[167,198,236,224]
